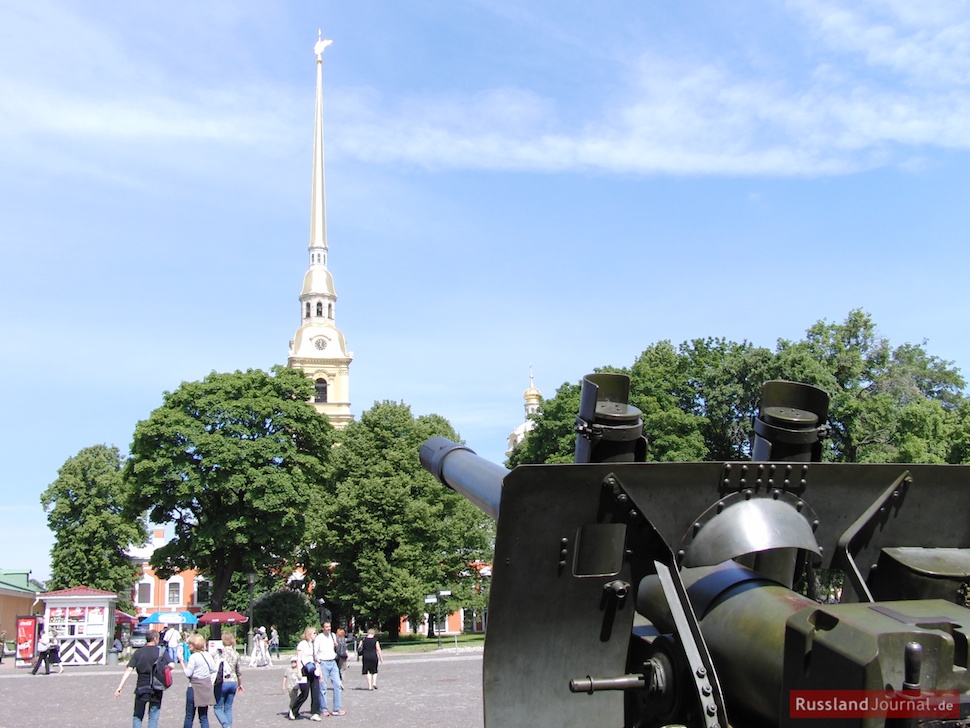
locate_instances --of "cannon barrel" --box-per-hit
[419,436,508,520]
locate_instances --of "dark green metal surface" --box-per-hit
[480,460,970,726]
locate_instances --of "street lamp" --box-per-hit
[246,573,256,656]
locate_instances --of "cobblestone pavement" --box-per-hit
[0,649,483,728]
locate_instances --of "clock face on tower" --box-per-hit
[314,338,328,351]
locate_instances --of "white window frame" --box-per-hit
[135,576,153,606]
[166,576,183,606]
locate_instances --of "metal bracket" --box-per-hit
[832,471,912,603]
[605,473,729,728]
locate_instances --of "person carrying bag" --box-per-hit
[182,634,216,727]
[213,631,243,728]
[296,626,321,718]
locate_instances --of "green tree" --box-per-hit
[947,399,970,464]
[509,341,754,465]
[507,381,580,466]
[629,341,707,461]
[125,366,334,611]
[679,338,775,459]
[305,401,494,640]
[208,569,286,619]
[252,589,318,649]
[509,341,769,465]
[773,310,965,463]
[509,310,968,466]
[40,445,147,611]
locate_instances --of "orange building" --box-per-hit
[399,563,491,637]
[130,529,488,636]
[400,609,466,637]
[129,529,210,618]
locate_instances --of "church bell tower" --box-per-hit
[287,32,353,429]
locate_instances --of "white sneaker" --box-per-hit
[310,715,322,721]
[288,711,296,721]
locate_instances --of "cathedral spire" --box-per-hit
[310,29,332,257]
[287,32,353,430]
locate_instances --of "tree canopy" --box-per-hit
[773,309,965,463]
[509,310,968,466]
[303,401,495,639]
[99,308,969,630]
[125,366,334,611]
[40,445,147,610]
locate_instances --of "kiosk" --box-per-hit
[38,586,117,666]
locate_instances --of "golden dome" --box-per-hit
[523,370,542,403]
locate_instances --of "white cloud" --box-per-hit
[790,0,970,85]
[0,77,296,144]
[331,50,970,176]
[6,0,970,181]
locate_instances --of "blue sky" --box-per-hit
[3,1,970,582]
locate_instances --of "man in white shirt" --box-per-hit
[163,626,181,664]
[311,621,344,718]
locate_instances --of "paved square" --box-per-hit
[0,650,483,728]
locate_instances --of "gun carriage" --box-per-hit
[420,374,970,728]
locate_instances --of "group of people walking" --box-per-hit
[183,631,243,728]
[114,628,243,728]
[290,621,346,719]
[285,623,383,719]
[249,625,278,667]
[112,620,385,726]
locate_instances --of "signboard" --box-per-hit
[46,605,107,637]
[16,616,38,665]
[86,606,106,636]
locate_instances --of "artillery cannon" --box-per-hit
[420,374,970,727]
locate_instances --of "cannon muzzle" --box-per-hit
[419,436,508,520]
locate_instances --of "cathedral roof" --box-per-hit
[523,371,542,403]
[301,267,336,297]
[289,324,350,360]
